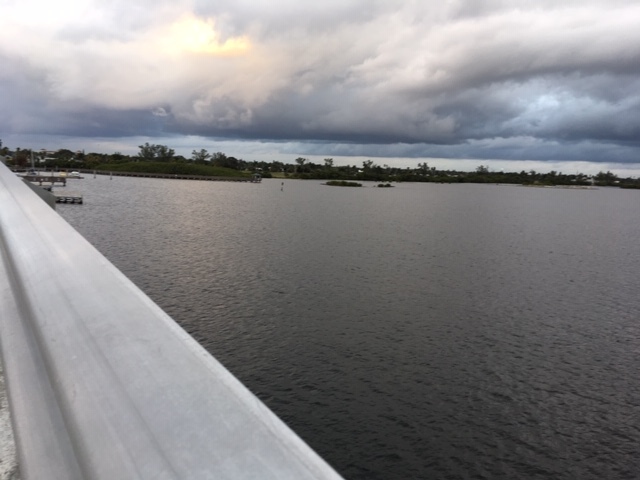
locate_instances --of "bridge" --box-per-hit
[0,161,344,479]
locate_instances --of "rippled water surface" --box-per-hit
[59,177,640,479]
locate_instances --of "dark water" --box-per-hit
[59,177,640,479]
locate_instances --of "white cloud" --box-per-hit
[0,1,639,164]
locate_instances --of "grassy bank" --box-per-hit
[94,162,251,178]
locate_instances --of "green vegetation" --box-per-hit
[377,183,393,188]
[137,142,175,161]
[94,162,250,178]
[2,138,638,188]
[326,180,362,187]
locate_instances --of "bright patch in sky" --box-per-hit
[165,16,250,56]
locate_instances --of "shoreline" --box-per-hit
[519,184,598,189]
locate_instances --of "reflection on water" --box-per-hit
[59,178,640,479]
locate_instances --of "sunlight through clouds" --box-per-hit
[163,15,250,56]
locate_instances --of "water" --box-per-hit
[58,176,640,479]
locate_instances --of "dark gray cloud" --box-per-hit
[1,1,639,165]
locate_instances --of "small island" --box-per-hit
[325,180,362,187]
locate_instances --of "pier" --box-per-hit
[20,174,67,186]
[54,194,83,204]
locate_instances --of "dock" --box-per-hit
[13,172,83,205]
[21,175,67,186]
[54,194,83,204]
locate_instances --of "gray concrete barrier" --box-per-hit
[0,162,344,480]
[0,360,19,479]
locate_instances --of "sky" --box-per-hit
[1,1,639,174]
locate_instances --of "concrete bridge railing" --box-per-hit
[0,161,344,480]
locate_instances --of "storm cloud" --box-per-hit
[1,1,639,165]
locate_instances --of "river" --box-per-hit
[58,176,640,479]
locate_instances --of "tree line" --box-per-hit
[1,140,638,188]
